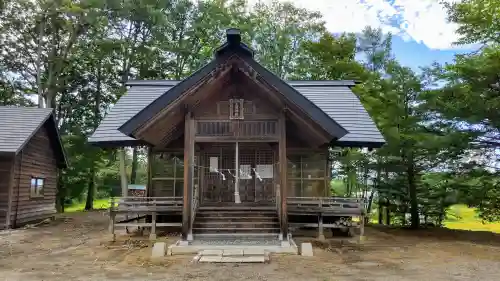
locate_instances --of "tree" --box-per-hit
[444,0,500,45]
[249,0,325,79]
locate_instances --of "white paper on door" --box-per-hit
[209,157,218,172]
[256,164,273,179]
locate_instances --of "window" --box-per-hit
[30,177,44,198]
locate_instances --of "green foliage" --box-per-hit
[0,0,499,227]
[445,0,500,44]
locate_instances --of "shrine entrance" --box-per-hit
[199,142,277,205]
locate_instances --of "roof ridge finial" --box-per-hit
[226,28,241,45]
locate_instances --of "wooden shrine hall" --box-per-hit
[89,28,385,242]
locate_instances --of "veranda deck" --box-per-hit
[108,197,183,240]
[107,196,365,241]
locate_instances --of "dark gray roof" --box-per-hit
[89,81,384,147]
[0,106,68,167]
[292,83,385,146]
[88,85,177,144]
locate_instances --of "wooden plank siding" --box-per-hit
[0,156,13,229]
[10,124,58,227]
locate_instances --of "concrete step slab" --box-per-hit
[243,248,266,256]
[222,249,244,256]
[200,249,223,256]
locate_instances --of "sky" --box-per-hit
[248,0,475,70]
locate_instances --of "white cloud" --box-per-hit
[247,0,463,50]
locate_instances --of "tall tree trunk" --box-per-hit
[378,202,383,224]
[408,152,419,229]
[85,165,95,210]
[56,171,65,213]
[130,147,138,184]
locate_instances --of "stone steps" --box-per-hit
[194,248,269,263]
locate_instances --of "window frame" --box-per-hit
[30,176,45,198]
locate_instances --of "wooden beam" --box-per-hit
[182,112,194,240]
[279,111,288,239]
[237,65,330,145]
[135,70,222,137]
[194,136,280,142]
[147,147,153,197]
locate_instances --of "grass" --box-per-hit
[65,198,110,213]
[444,204,500,233]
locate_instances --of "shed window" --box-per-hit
[30,177,44,198]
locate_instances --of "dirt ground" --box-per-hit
[2,212,500,281]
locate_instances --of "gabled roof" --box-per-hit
[118,29,349,141]
[0,106,68,168]
[88,81,385,148]
[88,83,178,146]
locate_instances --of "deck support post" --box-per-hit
[150,212,157,240]
[234,141,241,204]
[279,111,288,239]
[182,112,194,241]
[318,213,325,240]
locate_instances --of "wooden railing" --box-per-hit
[109,196,183,212]
[287,197,365,215]
[195,120,278,138]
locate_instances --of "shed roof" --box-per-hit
[0,106,68,168]
[89,81,385,148]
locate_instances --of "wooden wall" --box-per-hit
[0,156,13,229]
[10,124,58,227]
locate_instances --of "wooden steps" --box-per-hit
[193,206,280,236]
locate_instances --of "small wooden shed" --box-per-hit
[0,106,67,229]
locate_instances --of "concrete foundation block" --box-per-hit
[149,233,157,241]
[300,243,313,257]
[178,240,189,246]
[151,242,166,258]
[166,245,173,256]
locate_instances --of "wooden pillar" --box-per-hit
[147,147,153,197]
[279,112,288,239]
[182,112,194,241]
[234,141,241,203]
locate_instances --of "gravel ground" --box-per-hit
[1,211,500,281]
